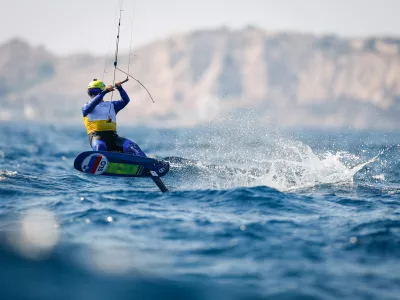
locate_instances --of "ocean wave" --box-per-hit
[1,124,400,299]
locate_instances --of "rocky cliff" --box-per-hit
[1,27,400,129]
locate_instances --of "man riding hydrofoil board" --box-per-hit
[82,79,146,156]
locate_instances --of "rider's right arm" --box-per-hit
[82,91,108,117]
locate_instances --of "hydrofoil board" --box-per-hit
[74,151,169,192]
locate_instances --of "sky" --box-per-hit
[0,0,398,55]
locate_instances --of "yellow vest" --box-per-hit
[83,101,117,134]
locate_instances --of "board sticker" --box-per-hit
[158,167,167,175]
[81,153,109,175]
[150,171,159,177]
[106,163,141,175]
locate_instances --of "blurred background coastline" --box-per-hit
[1,27,400,129]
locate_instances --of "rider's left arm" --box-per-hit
[112,86,131,114]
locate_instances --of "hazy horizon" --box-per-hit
[0,0,398,55]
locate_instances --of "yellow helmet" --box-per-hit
[88,79,105,91]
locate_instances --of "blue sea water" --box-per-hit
[0,121,399,300]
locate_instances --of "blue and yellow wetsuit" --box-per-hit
[82,84,146,156]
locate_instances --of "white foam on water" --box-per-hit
[176,134,378,192]
[0,170,18,181]
[372,174,385,181]
[256,145,378,192]
[172,113,379,192]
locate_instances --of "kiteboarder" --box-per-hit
[82,79,146,157]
